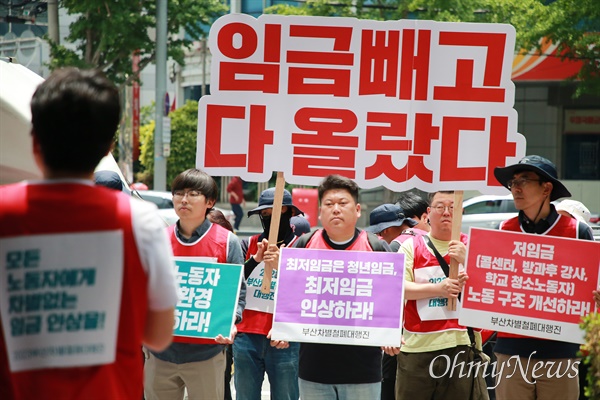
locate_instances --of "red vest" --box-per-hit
[0,182,148,400]
[237,234,299,336]
[498,214,577,340]
[167,223,230,344]
[305,229,373,251]
[403,233,469,334]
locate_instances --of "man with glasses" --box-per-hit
[394,191,473,400]
[492,155,593,400]
[144,168,246,400]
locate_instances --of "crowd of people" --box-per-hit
[1,67,599,400]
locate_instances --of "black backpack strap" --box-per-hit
[424,235,475,345]
[293,229,318,249]
[366,231,388,251]
[423,235,450,277]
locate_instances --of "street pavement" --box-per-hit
[181,374,271,399]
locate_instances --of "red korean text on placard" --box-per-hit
[364,113,436,183]
[291,107,358,177]
[433,32,507,102]
[217,22,282,93]
[359,29,431,101]
[287,25,354,97]
[204,104,274,173]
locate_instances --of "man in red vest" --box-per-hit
[493,155,594,400]
[293,175,390,400]
[234,187,304,400]
[144,168,246,400]
[394,191,472,400]
[0,68,179,399]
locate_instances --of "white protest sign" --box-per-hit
[0,231,123,372]
[196,14,526,193]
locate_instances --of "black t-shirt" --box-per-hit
[295,228,388,384]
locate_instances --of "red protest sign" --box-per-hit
[196,14,526,194]
[459,227,600,344]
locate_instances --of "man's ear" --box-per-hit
[543,182,553,197]
[31,131,45,171]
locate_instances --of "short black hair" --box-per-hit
[396,192,428,218]
[318,174,359,203]
[427,191,454,205]
[171,168,218,202]
[31,68,121,173]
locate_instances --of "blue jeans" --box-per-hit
[233,333,299,400]
[231,203,243,230]
[298,379,381,400]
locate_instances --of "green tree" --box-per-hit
[581,313,600,399]
[139,100,199,189]
[266,0,599,95]
[48,0,228,86]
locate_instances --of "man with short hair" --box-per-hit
[366,203,418,252]
[364,203,417,400]
[0,68,179,399]
[234,188,304,400]
[396,192,431,234]
[395,191,472,400]
[144,168,246,400]
[293,174,390,400]
[492,155,594,400]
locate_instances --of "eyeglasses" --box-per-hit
[173,190,201,199]
[431,205,454,214]
[507,178,541,190]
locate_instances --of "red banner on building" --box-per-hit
[512,39,583,81]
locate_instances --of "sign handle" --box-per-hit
[448,190,464,311]
[261,172,285,294]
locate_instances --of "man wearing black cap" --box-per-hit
[366,203,419,252]
[493,155,594,400]
[365,203,419,400]
[233,188,304,400]
[395,191,471,400]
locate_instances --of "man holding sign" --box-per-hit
[492,155,594,400]
[292,175,390,400]
[234,187,304,400]
[144,169,246,400]
[395,191,472,400]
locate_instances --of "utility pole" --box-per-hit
[153,0,167,191]
[47,0,59,44]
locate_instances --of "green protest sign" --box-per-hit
[173,258,243,340]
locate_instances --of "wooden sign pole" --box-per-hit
[261,172,285,294]
[448,190,464,311]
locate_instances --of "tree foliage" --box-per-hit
[580,312,600,399]
[139,100,199,189]
[266,0,599,95]
[48,0,228,86]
